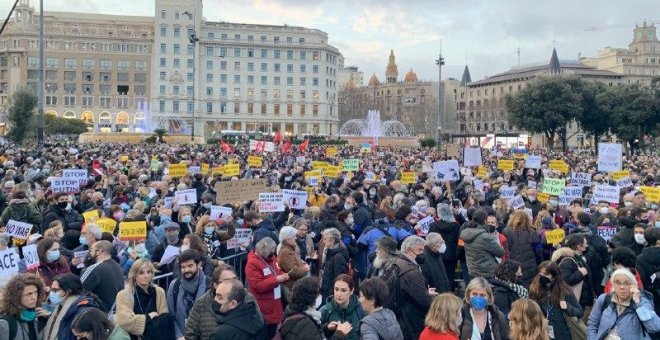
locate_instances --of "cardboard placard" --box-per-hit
[304,170,322,179]
[418,216,434,235]
[525,155,542,169]
[188,166,201,174]
[50,177,80,194]
[258,193,285,212]
[545,229,565,245]
[215,178,268,204]
[499,186,515,199]
[248,155,263,167]
[175,189,198,205]
[324,166,341,178]
[222,164,240,177]
[447,144,460,158]
[326,147,337,157]
[226,229,253,250]
[282,190,308,209]
[477,166,488,179]
[537,192,551,203]
[572,172,591,187]
[22,244,39,270]
[593,184,621,204]
[401,171,417,185]
[82,210,100,224]
[434,160,460,181]
[639,186,659,203]
[463,147,483,167]
[597,226,617,242]
[611,170,630,181]
[63,169,88,186]
[5,220,32,240]
[563,186,583,199]
[210,206,233,220]
[497,159,514,171]
[0,248,19,277]
[528,180,537,189]
[342,159,359,171]
[509,195,525,209]
[118,221,147,241]
[542,178,566,196]
[616,177,633,189]
[597,143,622,172]
[95,218,117,234]
[168,164,188,178]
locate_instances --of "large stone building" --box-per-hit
[455,49,624,149]
[0,0,153,132]
[0,0,343,137]
[337,66,363,89]
[338,49,456,137]
[582,22,660,85]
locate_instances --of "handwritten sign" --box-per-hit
[525,155,542,169]
[50,177,80,194]
[593,184,621,204]
[342,159,359,171]
[447,144,460,158]
[0,248,19,277]
[326,147,337,157]
[73,251,87,269]
[63,169,88,186]
[598,143,622,172]
[509,195,525,209]
[209,206,232,221]
[95,218,117,234]
[611,170,630,181]
[537,192,550,203]
[118,221,147,241]
[500,186,515,199]
[597,226,617,242]
[528,180,537,189]
[82,210,100,224]
[151,160,160,172]
[418,216,434,235]
[474,179,484,193]
[639,186,660,203]
[215,178,268,204]
[200,163,210,174]
[497,159,514,171]
[188,166,201,174]
[5,220,32,240]
[222,164,240,177]
[168,164,188,178]
[463,147,483,167]
[558,195,573,206]
[563,186,583,199]
[175,189,198,205]
[434,160,460,181]
[248,155,263,167]
[249,140,275,152]
[572,172,591,187]
[324,166,341,178]
[616,177,633,189]
[282,190,308,209]
[258,193,285,212]
[304,170,322,179]
[22,244,39,270]
[401,171,417,185]
[227,229,253,250]
[542,178,566,196]
[120,155,129,162]
[545,229,565,245]
[477,166,488,179]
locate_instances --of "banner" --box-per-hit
[639,186,660,203]
[463,147,482,167]
[597,143,622,172]
[342,159,359,171]
[433,160,460,181]
[542,178,566,196]
[282,190,308,209]
[227,229,253,250]
[50,177,80,194]
[0,248,19,277]
[175,189,198,205]
[593,184,621,204]
[5,220,32,240]
[215,178,268,204]
[119,221,147,241]
[597,226,617,242]
[82,210,100,224]
[258,193,285,212]
[497,160,514,171]
[210,206,233,220]
[22,244,39,270]
[401,171,417,184]
[248,155,263,167]
[63,169,88,186]
[95,218,117,234]
[545,229,565,245]
[525,155,542,169]
[572,172,591,187]
[304,170,322,179]
[168,164,188,178]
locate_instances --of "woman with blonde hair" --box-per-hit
[420,293,464,340]
[508,298,549,340]
[114,259,172,338]
[502,210,541,287]
[458,277,508,340]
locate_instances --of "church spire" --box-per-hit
[460,65,472,86]
[385,49,398,83]
[549,48,561,74]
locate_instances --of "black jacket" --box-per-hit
[502,227,540,287]
[489,277,522,316]
[459,304,509,340]
[211,301,267,340]
[636,246,660,312]
[321,245,349,299]
[428,220,461,261]
[393,255,433,340]
[41,204,84,232]
[352,204,373,231]
[418,246,450,293]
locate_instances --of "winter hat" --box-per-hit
[376,236,400,256]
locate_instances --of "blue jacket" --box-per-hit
[588,293,660,340]
[249,218,279,249]
[357,220,411,255]
[166,272,210,338]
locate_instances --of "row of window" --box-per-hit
[6,39,150,54]
[157,71,336,88]
[160,57,332,76]
[27,70,147,83]
[42,94,147,108]
[158,99,321,115]
[160,86,323,100]
[158,19,309,45]
[27,57,148,71]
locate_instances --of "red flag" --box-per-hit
[282,139,292,153]
[369,137,377,152]
[255,140,266,153]
[273,131,282,144]
[220,140,234,154]
[298,139,309,152]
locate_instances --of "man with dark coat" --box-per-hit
[41,192,84,232]
[418,232,450,294]
[349,191,373,232]
[244,211,279,249]
[211,279,267,340]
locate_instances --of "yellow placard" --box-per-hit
[82,210,99,224]
[201,163,210,174]
[548,160,569,174]
[537,192,550,203]
[611,170,630,181]
[312,161,330,170]
[168,164,188,178]
[559,164,570,174]
[326,147,337,157]
[497,159,514,171]
[222,164,240,177]
[248,155,263,167]
[640,186,660,203]
[120,155,129,162]
[477,166,488,178]
[401,171,417,184]
[545,229,566,245]
[96,218,117,234]
[211,166,224,176]
[513,153,527,159]
[118,221,147,241]
[305,170,322,179]
[324,166,341,178]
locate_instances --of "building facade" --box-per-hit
[0,0,153,132]
[337,66,364,89]
[153,0,343,138]
[582,22,660,85]
[456,49,624,149]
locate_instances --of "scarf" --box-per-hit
[178,270,204,315]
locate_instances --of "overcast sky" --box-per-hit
[3,0,659,83]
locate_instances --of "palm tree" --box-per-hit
[153,128,167,143]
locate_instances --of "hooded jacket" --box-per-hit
[460,227,505,279]
[636,246,660,312]
[320,294,364,340]
[321,244,349,299]
[185,289,262,340]
[211,301,267,340]
[359,308,404,340]
[0,199,43,232]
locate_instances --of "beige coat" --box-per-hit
[115,284,168,337]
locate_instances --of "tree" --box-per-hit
[575,81,611,154]
[505,76,584,151]
[153,128,168,143]
[6,87,37,144]
[44,115,89,135]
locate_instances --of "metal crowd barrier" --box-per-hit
[152,251,248,288]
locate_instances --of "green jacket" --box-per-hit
[0,201,43,231]
[320,294,365,340]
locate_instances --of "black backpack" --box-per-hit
[381,263,402,312]
[0,315,18,339]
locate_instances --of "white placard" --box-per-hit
[259,193,285,213]
[418,216,434,235]
[463,147,483,167]
[296,156,306,164]
[509,195,525,209]
[68,147,79,155]
[249,140,275,152]
[523,208,533,220]
[616,177,633,189]
[0,248,19,277]
[597,143,622,172]
[572,172,591,187]
[563,186,583,199]
[528,180,537,189]
[282,190,308,209]
[174,189,198,205]
[74,251,88,269]
[558,195,573,206]
[188,166,201,174]
[499,186,515,199]
[210,206,233,220]
[474,179,484,193]
[164,197,174,209]
[593,184,621,204]
[22,244,39,270]
[525,155,542,169]
[5,220,32,240]
[308,177,319,186]
[50,177,80,194]
[227,229,253,250]
[433,160,460,181]
[63,169,88,186]
[159,245,180,266]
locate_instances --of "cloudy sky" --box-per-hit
[3,0,659,83]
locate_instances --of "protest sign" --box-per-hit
[611,170,630,181]
[188,166,201,174]
[227,229,253,250]
[258,193,285,213]
[308,177,319,186]
[523,208,533,220]
[168,164,188,178]
[82,210,100,224]
[477,166,488,178]
[5,220,32,240]
[528,180,537,189]
[593,185,621,204]
[597,226,617,242]
[151,160,160,172]
[418,216,434,235]
[326,147,337,157]
[549,160,566,171]
[558,195,573,206]
[360,143,372,153]
[640,186,660,203]
[159,245,180,266]
[509,195,525,209]
[525,155,542,169]
[120,155,129,162]
[304,170,322,179]
[175,189,198,205]
[22,244,39,270]
[73,251,87,269]
[563,186,583,199]
[537,192,550,203]
[542,178,566,196]
[572,172,591,187]
[296,156,306,164]
[118,221,147,241]
[211,165,224,176]
[598,143,623,172]
[474,180,484,193]
[497,159,514,171]
[499,186,515,199]
[616,177,633,189]
[342,159,359,171]
[249,140,275,152]
[434,160,460,181]
[222,164,240,177]
[96,218,117,234]
[164,197,174,209]
[210,206,233,220]
[201,163,210,174]
[50,177,80,194]
[545,229,565,245]
[463,147,483,167]
[248,155,263,167]
[0,249,19,277]
[447,144,460,158]
[324,166,341,178]
[282,190,308,209]
[215,178,268,204]
[63,169,88,186]
[401,171,417,185]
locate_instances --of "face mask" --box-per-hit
[346,217,354,225]
[204,226,215,235]
[624,202,633,207]
[655,221,660,228]
[634,234,647,245]
[113,212,125,221]
[315,295,322,309]
[47,250,60,262]
[652,204,658,210]
[160,215,171,224]
[180,244,190,252]
[599,207,609,214]
[237,218,244,225]
[79,236,88,246]
[528,196,536,202]
[57,201,68,210]
[49,291,63,305]
[469,296,487,311]
[182,215,192,223]
[370,190,376,196]
[203,202,212,209]
[439,243,447,254]
[120,203,130,211]
[549,201,558,208]
[344,204,354,211]
[95,199,104,206]
[20,309,37,322]
[165,233,179,244]
[539,275,553,287]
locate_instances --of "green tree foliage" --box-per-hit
[419,138,437,148]
[505,76,584,151]
[6,87,37,144]
[44,115,89,135]
[153,128,168,143]
[574,81,611,154]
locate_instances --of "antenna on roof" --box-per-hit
[517,44,521,66]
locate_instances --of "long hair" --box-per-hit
[71,307,113,340]
[509,298,549,340]
[424,293,463,335]
[529,261,572,306]
[507,210,533,231]
[437,203,456,223]
[126,259,157,290]
[0,273,45,316]
[184,234,208,254]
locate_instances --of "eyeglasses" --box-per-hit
[612,281,632,288]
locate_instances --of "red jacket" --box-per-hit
[245,250,284,325]
[420,328,459,340]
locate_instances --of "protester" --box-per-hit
[43,273,101,340]
[636,227,660,313]
[420,293,464,340]
[166,249,210,340]
[279,276,326,339]
[458,277,509,340]
[428,203,462,291]
[210,279,267,340]
[277,225,310,298]
[554,234,594,321]
[80,240,122,313]
[0,273,48,340]
[603,246,644,293]
[358,277,404,340]
[320,274,364,340]
[489,260,528,317]
[502,210,541,287]
[460,213,505,280]
[28,237,70,286]
[70,307,116,340]
[419,232,451,294]
[320,228,349,301]
[508,298,549,340]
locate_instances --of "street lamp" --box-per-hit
[435,51,445,149]
[184,11,198,142]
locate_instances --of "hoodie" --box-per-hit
[320,294,364,340]
[359,308,403,340]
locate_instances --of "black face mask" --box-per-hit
[95,199,104,206]
[155,189,162,195]
[57,201,68,210]
[487,225,496,233]
[539,275,553,287]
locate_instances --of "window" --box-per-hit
[261,49,267,58]
[234,75,240,84]
[187,86,193,96]
[274,63,281,72]
[207,74,213,82]
[300,104,306,115]
[160,58,166,67]
[159,100,165,111]
[261,63,267,72]
[247,103,253,114]
[159,85,166,95]
[206,47,213,56]
[274,77,281,85]
[187,73,193,81]
[173,85,180,95]
[221,33,228,39]
[83,59,95,69]
[274,50,281,59]
[220,61,227,70]
[235,34,240,40]
[100,59,112,70]
[261,103,267,114]
[300,51,306,60]
[175,11,180,20]
[220,48,227,57]
[287,90,293,99]
[248,35,254,41]
[220,88,227,97]
[46,96,57,105]
[313,104,319,116]
[64,58,76,69]
[234,62,240,71]
[188,101,194,113]
[173,44,180,54]
[221,74,227,83]
[206,87,212,96]
[287,77,293,86]
[117,60,129,70]
[117,73,129,82]
[47,57,59,68]
[187,59,193,68]
[234,102,240,114]
[207,60,213,69]
[313,91,319,99]
[248,49,254,58]
[261,76,267,85]
[313,78,319,86]
[261,35,267,42]
[135,73,146,82]
[287,64,293,73]
[117,97,128,109]
[208,32,214,38]
[313,65,319,73]
[300,77,306,86]
[187,44,193,54]
[287,50,293,59]
[161,10,166,19]
[247,62,254,71]
[274,104,280,115]
[64,96,76,106]
[174,27,180,37]
[173,100,179,113]
[206,102,213,113]
[63,83,76,93]
[160,27,167,37]
[287,104,293,116]
[300,90,306,99]
[313,52,319,60]
[274,89,280,98]
[173,59,180,67]
[300,65,306,73]
[64,71,76,81]
[261,89,267,98]
[220,102,227,113]
[45,71,57,81]
[287,37,293,43]
[247,76,254,84]
[234,48,241,57]
[274,36,280,43]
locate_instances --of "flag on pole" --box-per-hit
[298,139,309,152]
[220,140,234,154]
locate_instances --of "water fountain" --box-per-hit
[338,110,417,146]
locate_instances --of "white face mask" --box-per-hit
[180,244,190,252]
[314,295,322,309]
[634,234,647,245]
[599,207,609,214]
[439,243,447,254]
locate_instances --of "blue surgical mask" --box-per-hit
[160,215,171,224]
[49,291,63,305]
[20,309,37,321]
[202,202,212,209]
[470,296,488,311]
[655,221,660,228]
[204,226,215,235]
[182,215,192,223]
[47,250,60,262]
[79,236,87,246]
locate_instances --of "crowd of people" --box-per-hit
[0,138,658,340]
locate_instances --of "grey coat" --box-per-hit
[359,308,403,340]
[460,227,505,279]
[0,317,41,340]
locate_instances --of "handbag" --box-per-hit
[563,312,587,340]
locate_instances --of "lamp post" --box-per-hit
[435,51,445,149]
[184,11,198,142]
[37,0,44,146]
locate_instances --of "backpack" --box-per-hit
[382,263,402,312]
[272,313,308,340]
[0,315,18,339]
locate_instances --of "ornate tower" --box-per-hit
[630,21,658,54]
[385,49,398,83]
[548,48,561,74]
